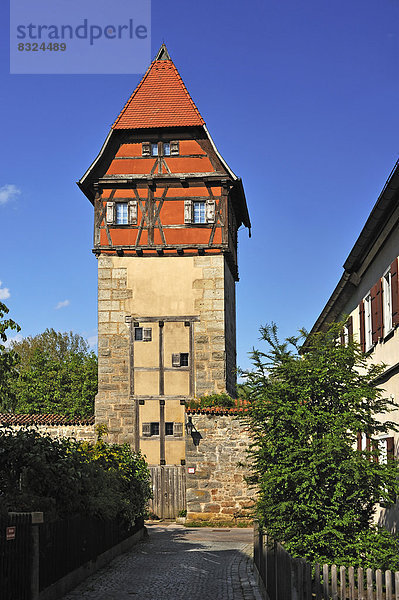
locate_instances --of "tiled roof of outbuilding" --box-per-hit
[0,414,95,426]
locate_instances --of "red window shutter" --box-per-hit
[347,316,353,343]
[386,437,395,460]
[391,258,399,326]
[359,301,366,352]
[340,331,345,346]
[371,283,379,344]
[376,279,383,339]
[357,432,362,451]
[366,435,371,452]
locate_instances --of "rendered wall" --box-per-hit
[96,254,237,451]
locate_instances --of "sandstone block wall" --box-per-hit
[97,255,134,444]
[185,413,256,521]
[0,423,96,442]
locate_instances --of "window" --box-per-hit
[163,142,170,156]
[134,327,152,342]
[150,422,159,436]
[172,353,189,367]
[383,269,392,334]
[193,201,206,224]
[151,143,158,156]
[106,200,137,225]
[184,199,215,224]
[116,203,128,225]
[364,294,373,351]
[165,422,174,436]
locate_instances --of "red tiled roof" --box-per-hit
[112,58,205,129]
[186,406,248,415]
[0,414,95,426]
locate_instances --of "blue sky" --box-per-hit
[1,0,398,371]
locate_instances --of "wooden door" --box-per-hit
[149,466,186,519]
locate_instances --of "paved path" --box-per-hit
[62,524,262,600]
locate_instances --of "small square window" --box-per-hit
[116,203,128,225]
[193,201,206,224]
[134,327,152,342]
[165,422,174,436]
[151,143,158,156]
[172,353,189,367]
[163,142,170,156]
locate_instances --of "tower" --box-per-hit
[78,44,250,470]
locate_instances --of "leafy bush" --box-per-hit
[243,321,399,570]
[187,393,235,409]
[0,427,151,524]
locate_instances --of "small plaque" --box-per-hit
[6,526,16,541]
[188,467,195,474]
[31,512,44,524]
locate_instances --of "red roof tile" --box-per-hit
[0,414,94,426]
[112,57,205,130]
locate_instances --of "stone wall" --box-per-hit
[185,411,256,521]
[97,255,134,445]
[0,416,96,443]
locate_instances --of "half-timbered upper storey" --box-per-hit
[78,44,250,280]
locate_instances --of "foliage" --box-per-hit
[4,328,97,416]
[187,393,236,409]
[0,302,21,410]
[0,426,151,524]
[243,321,399,570]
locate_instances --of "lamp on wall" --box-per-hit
[186,416,194,435]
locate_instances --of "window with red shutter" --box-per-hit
[391,258,399,326]
[359,301,366,353]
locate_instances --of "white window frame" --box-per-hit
[193,201,206,224]
[115,202,128,225]
[383,269,392,336]
[364,293,373,351]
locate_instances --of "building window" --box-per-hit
[116,202,128,225]
[163,142,170,156]
[364,294,373,351]
[172,353,189,367]
[151,143,158,156]
[150,422,159,436]
[383,270,392,335]
[193,201,206,224]
[165,422,174,436]
[134,327,152,342]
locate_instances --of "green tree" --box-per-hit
[8,329,97,416]
[243,322,399,569]
[0,302,21,410]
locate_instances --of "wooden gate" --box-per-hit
[149,466,186,519]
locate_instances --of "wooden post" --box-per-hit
[386,570,392,600]
[376,570,382,600]
[349,566,355,600]
[358,568,365,600]
[395,571,399,600]
[305,562,312,600]
[331,564,338,600]
[366,568,374,600]
[315,563,322,600]
[323,564,330,600]
[340,566,346,600]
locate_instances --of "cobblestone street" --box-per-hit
[62,524,262,600]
